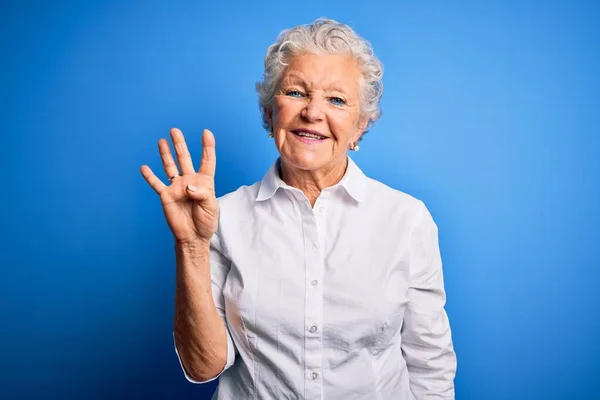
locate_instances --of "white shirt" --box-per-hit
[174,157,456,399]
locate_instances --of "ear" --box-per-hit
[354,116,369,142]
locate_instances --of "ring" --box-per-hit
[168,174,181,182]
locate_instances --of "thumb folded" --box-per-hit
[186,184,209,202]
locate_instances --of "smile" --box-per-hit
[290,129,328,143]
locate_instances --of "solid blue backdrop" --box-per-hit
[1,1,599,399]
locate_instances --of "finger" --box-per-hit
[198,129,216,178]
[185,184,213,203]
[170,128,195,174]
[140,165,167,194]
[186,184,218,216]
[158,138,180,181]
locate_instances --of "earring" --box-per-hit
[268,131,274,138]
[349,142,360,151]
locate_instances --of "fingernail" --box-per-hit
[187,185,197,192]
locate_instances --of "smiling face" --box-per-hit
[266,52,368,174]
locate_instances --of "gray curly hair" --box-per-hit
[256,18,384,139]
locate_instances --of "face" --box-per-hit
[266,52,368,174]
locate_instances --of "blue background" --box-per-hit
[1,1,599,399]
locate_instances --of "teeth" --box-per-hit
[297,132,323,139]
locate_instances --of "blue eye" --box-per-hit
[286,90,303,98]
[330,97,346,106]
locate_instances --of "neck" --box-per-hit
[280,157,348,207]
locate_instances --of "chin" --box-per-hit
[282,151,329,172]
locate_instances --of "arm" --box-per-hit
[139,128,235,383]
[401,201,457,399]
[173,233,236,383]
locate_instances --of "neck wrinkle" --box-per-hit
[279,157,349,207]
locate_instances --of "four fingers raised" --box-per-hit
[141,128,216,194]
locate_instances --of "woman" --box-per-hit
[141,18,456,400]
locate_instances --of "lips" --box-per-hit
[290,129,328,140]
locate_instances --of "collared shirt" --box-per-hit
[174,157,456,399]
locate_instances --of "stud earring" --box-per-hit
[349,142,360,151]
[268,131,274,138]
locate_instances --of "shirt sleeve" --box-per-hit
[401,201,457,399]
[173,231,237,384]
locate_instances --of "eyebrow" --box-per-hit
[282,74,351,95]
[325,82,350,94]
[282,73,307,87]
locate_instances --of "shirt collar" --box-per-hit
[256,156,367,203]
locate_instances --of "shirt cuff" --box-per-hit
[173,329,236,384]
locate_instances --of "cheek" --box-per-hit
[271,100,289,125]
[272,98,306,127]
[268,103,281,126]
[331,114,361,142]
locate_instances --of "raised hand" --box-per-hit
[140,128,218,244]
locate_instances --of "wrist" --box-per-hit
[175,237,211,252]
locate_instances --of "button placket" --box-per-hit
[302,199,324,399]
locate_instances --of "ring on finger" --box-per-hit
[168,173,182,182]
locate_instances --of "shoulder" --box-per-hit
[217,181,259,206]
[363,176,426,214]
[216,181,261,217]
[361,175,438,234]
[363,177,439,243]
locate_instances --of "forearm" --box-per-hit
[173,239,228,382]
[404,202,456,397]
[404,315,456,399]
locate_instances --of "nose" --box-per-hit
[301,96,325,122]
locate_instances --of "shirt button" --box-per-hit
[311,280,318,286]
[319,206,325,213]
[311,372,319,380]
[309,324,318,333]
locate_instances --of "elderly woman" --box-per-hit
[141,18,456,400]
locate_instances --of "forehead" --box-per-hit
[281,53,361,92]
